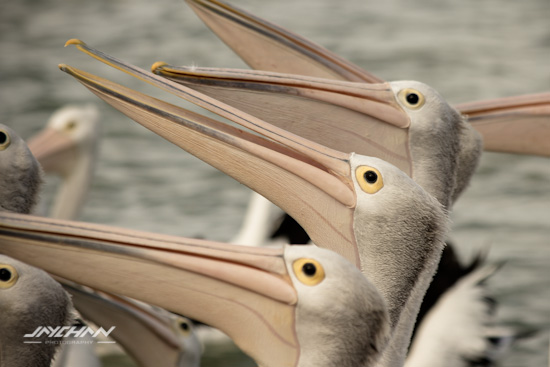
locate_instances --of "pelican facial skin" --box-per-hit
[0,124,43,214]
[0,212,390,367]
[0,255,74,367]
[27,105,101,220]
[184,0,549,159]
[59,41,448,367]
[62,284,202,367]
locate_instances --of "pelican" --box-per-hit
[56,41,450,366]
[182,0,549,158]
[0,124,42,214]
[0,254,74,367]
[61,283,202,367]
[0,212,391,367]
[27,104,100,220]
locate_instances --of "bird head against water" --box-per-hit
[0,254,74,367]
[0,124,42,214]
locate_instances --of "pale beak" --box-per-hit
[62,283,201,367]
[27,128,77,175]
[60,40,361,266]
[150,64,413,176]
[184,1,550,159]
[184,0,381,83]
[0,212,299,367]
[456,93,550,157]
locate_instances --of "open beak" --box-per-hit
[27,128,77,175]
[62,283,201,367]
[184,1,549,159]
[152,63,550,161]
[60,40,361,265]
[456,93,550,157]
[0,212,299,367]
[151,64,413,175]
[184,0,381,83]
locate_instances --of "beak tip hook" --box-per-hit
[65,38,85,48]
[151,61,168,73]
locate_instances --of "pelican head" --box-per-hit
[27,105,100,219]
[0,214,390,367]
[0,124,42,214]
[389,80,482,206]
[0,254,74,367]
[27,104,100,177]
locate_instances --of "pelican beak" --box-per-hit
[456,92,550,157]
[60,40,361,265]
[27,128,77,175]
[184,0,381,83]
[186,0,549,159]
[0,212,300,367]
[150,64,413,176]
[62,283,201,366]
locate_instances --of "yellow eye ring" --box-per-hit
[292,258,325,286]
[398,88,425,110]
[355,166,384,194]
[65,121,77,132]
[0,130,11,151]
[174,317,192,337]
[0,264,18,289]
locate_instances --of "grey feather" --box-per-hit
[0,125,43,214]
[0,255,75,367]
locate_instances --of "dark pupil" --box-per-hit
[180,322,189,331]
[406,93,419,105]
[0,268,12,282]
[302,263,317,277]
[364,170,378,184]
[0,132,7,145]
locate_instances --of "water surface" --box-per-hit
[1,0,549,365]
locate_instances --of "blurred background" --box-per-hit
[1,0,549,365]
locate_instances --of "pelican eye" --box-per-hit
[0,130,11,151]
[355,166,384,194]
[174,316,192,336]
[293,258,325,286]
[65,121,77,131]
[0,265,18,289]
[398,88,425,110]
[179,321,189,331]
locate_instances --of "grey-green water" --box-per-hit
[1,0,549,365]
